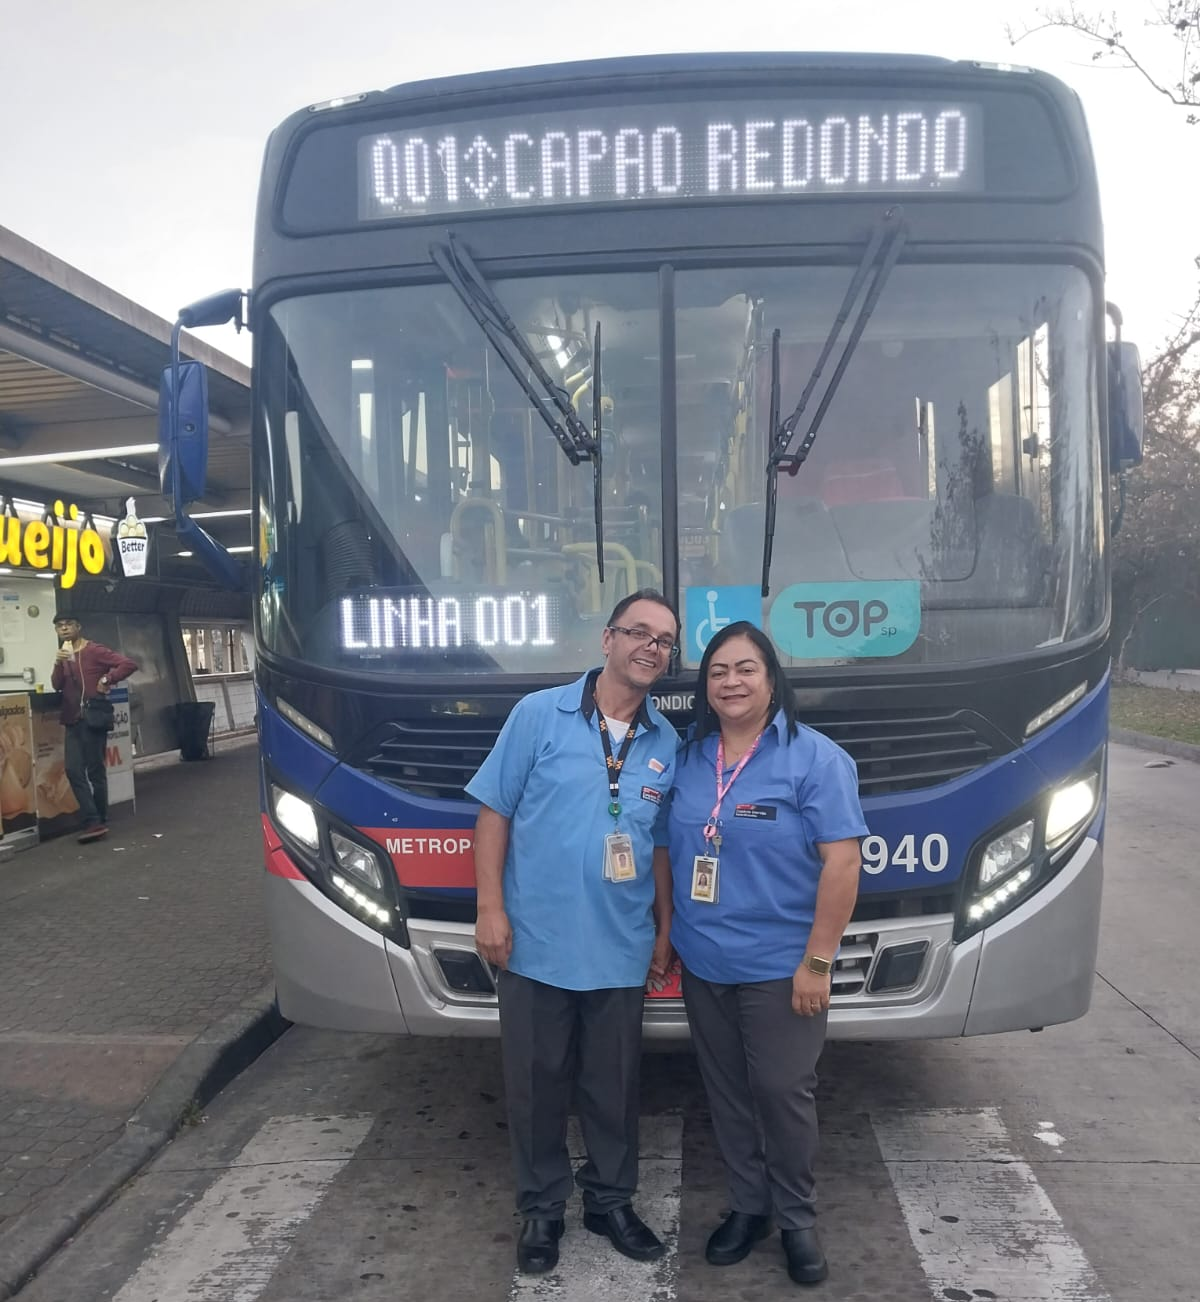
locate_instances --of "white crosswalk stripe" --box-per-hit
[508,1115,682,1302]
[872,1106,1109,1301]
[112,1113,373,1302]
[94,1105,1111,1302]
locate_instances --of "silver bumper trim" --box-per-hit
[274,835,1101,1040]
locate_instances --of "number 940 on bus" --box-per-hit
[861,833,950,876]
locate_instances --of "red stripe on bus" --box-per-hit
[361,827,476,889]
[262,813,305,880]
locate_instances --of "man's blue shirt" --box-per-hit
[466,671,677,991]
[657,712,868,984]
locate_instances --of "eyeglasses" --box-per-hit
[607,624,680,657]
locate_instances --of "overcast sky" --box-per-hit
[0,0,1194,364]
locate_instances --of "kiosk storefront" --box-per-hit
[0,495,139,850]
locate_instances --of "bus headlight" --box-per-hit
[1045,774,1100,850]
[957,752,1103,942]
[266,776,404,943]
[966,865,1036,927]
[330,829,385,892]
[978,819,1034,887]
[331,873,392,926]
[272,785,319,850]
[276,696,334,752]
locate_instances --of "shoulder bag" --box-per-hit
[83,697,116,733]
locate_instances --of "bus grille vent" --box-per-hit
[803,710,996,795]
[364,718,505,799]
[363,710,996,801]
[831,931,877,997]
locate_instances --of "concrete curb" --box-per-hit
[1111,727,1200,765]
[0,984,289,1300]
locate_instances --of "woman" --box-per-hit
[652,621,866,1286]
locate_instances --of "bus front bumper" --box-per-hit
[269,835,1101,1040]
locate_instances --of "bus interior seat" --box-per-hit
[723,498,856,584]
[449,496,508,583]
[831,491,1048,606]
[817,457,909,506]
[829,499,940,580]
[954,491,1048,605]
[321,518,379,593]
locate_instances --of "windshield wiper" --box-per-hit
[760,207,907,596]
[430,236,607,580]
[591,321,604,581]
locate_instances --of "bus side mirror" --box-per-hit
[1106,340,1144,469]
[177,288,245,331]
[158,360,210,503]
[157,289,245,509]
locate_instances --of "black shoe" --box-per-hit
[705,1211,771,1265]
[516,1218,564,1274]
[781,1227,828,1285]
[77,824,108,844]
[583,1204,665,1261]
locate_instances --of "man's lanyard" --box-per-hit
[595,705,639,821]
[703,733,763,849]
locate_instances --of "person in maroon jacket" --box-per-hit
[49,614,138,843]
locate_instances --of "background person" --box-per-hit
[467,590,680,1276]
[654,620,866,1286]
[50,614,138,843]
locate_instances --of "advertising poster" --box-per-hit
[106,686,134,809]
[32,704,78,839]
[0,693,37,844]
[0,591,25,643]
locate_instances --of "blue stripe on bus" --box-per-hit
[261,672,1108,897]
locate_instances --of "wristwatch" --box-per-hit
[802,953,833,976]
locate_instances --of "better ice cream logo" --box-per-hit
[115,498,149,578]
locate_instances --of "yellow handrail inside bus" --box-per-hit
[562,541,640,613]
[450,496,507,584]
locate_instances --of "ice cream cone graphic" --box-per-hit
[116,497,148,577]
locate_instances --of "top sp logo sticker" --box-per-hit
[769,581,921,659]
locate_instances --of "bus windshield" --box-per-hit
[255,261,1102,675]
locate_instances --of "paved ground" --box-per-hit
[1,735,1194,1301]
[0,737,273,1292]
[9,742,1196,1302]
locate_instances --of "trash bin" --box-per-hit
[174,700,216,761]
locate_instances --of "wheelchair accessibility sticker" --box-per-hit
[685,586,762,657]
[769,581,921,659]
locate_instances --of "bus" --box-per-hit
[161,52,1144,1040]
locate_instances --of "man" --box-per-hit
[467,590,680,1275]
[50,614,138,843]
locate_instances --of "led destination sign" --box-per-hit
[360,98,982,220]
[340,590,562,654]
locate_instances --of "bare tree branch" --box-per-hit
[1009,2,1200,118]
[1115,590,1170,673]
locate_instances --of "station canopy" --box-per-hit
[0,223,251,592]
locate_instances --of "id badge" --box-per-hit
[604,833,637,882]
[691,855,719,903]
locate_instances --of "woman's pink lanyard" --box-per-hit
[703,733,762,851]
